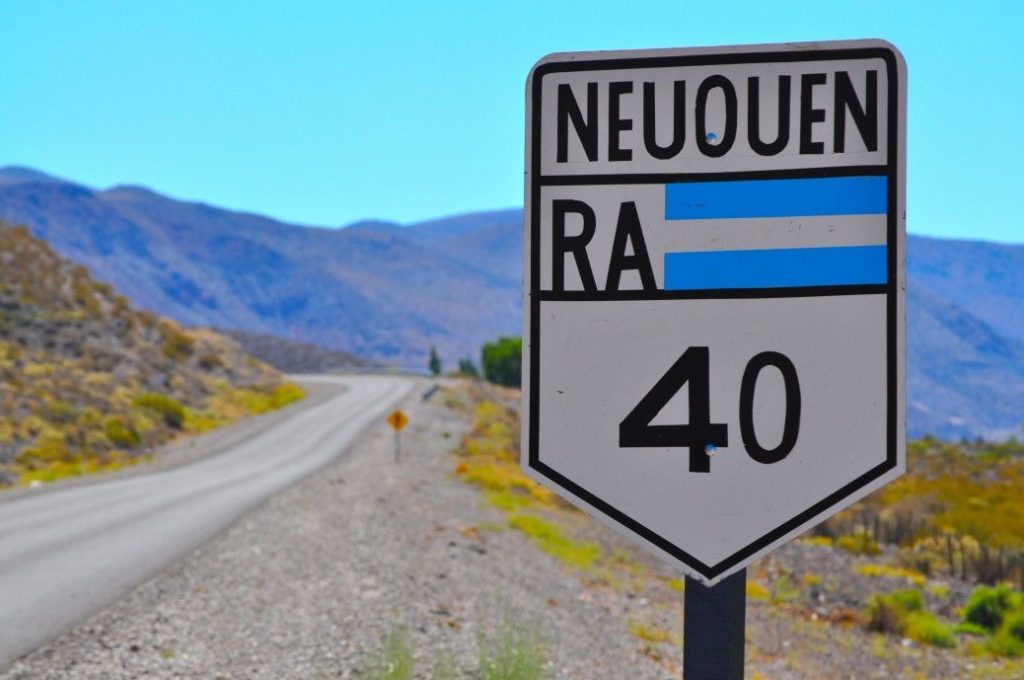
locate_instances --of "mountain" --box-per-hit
[0,168,520,369]
[0,221,300,486]
[0,166,1020,441]
[222,329,370,373]
[904,235,1024,440]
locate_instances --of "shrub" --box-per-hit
[1004,610,1024,641]
[746,580,770,601]
[904,611,956,648]
[771,574,801,603]
[628,620,673,644]
[953,621,989,636]
[865,589,956,648]
[984,610,1024,658]
[104,416,141,448]
[457,356,479,377]
[363,627,413,680]
[133,393,186,429]
[855,563,926,587]
[233,383,306,415]
[482,336,522,388]
[865,589,923,635]
[962,584,1019,632]
[836,531,882,556]
[160,324,194,361]
[479,615,545,680]
[428,346,441,377]
[16,429,69,466]
[508,513,599,570]
[37,400,79,424]
[989,623,1024,658]
[197,353,225,371]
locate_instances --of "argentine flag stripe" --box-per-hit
[659,215,887,253]
[664,176,887,220]
[662,174,888,290]
[664,245,888,290]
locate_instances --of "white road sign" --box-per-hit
[521,40,906,585]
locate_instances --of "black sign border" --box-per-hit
[526,46,901,581]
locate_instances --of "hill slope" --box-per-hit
[0,169,520,368]
[0,221,300,486]
[0,167,1021,440]
[222,329,370,373]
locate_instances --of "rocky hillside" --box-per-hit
[222,329,370,373]
[0,222,302,487]
[0,167,520,370]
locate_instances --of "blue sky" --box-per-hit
[1,1,1021,242]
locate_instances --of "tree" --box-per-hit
[428,346,441,376]
[481,336,522,387]
[457,356,479,377]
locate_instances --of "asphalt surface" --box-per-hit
[0,374,412,671]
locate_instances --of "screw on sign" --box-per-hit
[387,410,408,461]
[522,40,906,679]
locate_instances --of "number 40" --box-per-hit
[619,346,801,473]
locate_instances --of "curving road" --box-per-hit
[0,374,412,670]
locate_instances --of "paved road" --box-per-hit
[0,374,412,670]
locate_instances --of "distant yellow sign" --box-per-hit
[387,410,409,431]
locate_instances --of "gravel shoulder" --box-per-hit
[4,379,1022,679]
[3,378,667,678]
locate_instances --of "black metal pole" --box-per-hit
[683,568,746,680]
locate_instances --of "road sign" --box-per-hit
[387,410,409,431]
[522,40,906,586]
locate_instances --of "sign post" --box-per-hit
[522,40,906,676]
[684,570,746,679]
[387,409,409,461]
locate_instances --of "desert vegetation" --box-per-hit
[819,437,1024,587]
[446,372,1024,673]
[0,222,304,487]
[362,617,546,680]
[481,337,521,388]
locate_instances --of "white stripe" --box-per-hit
[656,214,886,253]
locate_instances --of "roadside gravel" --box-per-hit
[2,379,667,679]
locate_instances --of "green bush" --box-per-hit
[37,400,79,424]
[1004,610,1024,640]
[953,621,989,637]
[134,393,186,429]
[457,356,479,377]
[962,584,1020,632]
[865,589,955,648]
[104,416,140,448]
[989,610,1024,657]
[835,530,882,556]
[480,615,545,680]
[905,611,956,648]
[482,336,522,388]
[161,326,194,361]
[866,589,923,635]
[428,346,441,377]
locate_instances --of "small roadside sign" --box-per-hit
[387,410,409,431]
[387,409,409,462]
[522,39,907,587]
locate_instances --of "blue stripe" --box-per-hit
[664,176,887,220]
[663,245,888,290]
